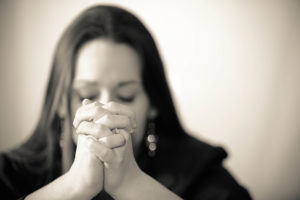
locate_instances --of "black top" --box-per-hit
[0,134,251,199]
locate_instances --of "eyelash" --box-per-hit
[117,96,135,103]
[78,95,135,103]
[79,95,98,102]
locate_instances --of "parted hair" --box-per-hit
[8,5,185,181]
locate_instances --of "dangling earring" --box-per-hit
[145,122,159,157]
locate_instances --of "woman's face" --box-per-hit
[71,38,153,154]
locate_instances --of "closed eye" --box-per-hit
[73,89,98,102]
[117,95,135,103]
[79,95,98,101]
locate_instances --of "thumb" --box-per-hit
[116,129,131,142]
[82,99,92,105]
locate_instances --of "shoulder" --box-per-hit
[190,162,252,200]
[0,151,49,198]
[0,152,27,198]
[151,134,252,199]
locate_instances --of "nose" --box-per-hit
[98,89,111,105]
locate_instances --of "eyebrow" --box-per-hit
[73,80,98,88]
[73,80,140,88]
[118,80,140,87]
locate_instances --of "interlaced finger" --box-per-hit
[73,101,110,128]
[94,114,134,133]
[98,133,126,149]
[76,121,113,139]
[102,102,136,129]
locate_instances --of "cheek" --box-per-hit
[130,94,150,153]
[71,100,81,144]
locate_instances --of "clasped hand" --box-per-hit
[69,99,140,199]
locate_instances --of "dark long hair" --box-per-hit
[8,5,185,180]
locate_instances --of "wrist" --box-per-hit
[25,171,95,200]
[111,168,145,200]
[111,170,182,200]
[64,171,95,200]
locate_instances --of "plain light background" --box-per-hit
[0,0,300,199]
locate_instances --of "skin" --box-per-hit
[72,38,155,154]
[26,38,181,200]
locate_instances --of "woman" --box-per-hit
[0,5,251,200]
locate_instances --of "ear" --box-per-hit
[148,105,158,120]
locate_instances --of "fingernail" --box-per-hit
[82,99,91,105]
[98,137,107,143]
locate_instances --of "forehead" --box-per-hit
[74,39,142,84]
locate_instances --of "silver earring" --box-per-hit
[145,122,158,157]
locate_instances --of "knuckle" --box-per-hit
[90,107,101,119]
[91,101,99,106]
[96,124,105,131]
[76,106,82,114]
[73,113,80,127]
[116,155,124,164]
[76,123,83,134]
[132,112,136,120]
[75,128,81,134]
[102,148,112,160]
[81,121,88,126]
[124,131,131,140]
[76,106,84,117]
[106,114,113,121]
[105,139,112,147]
[127,108,134,116]
[76,128,81,134]
[124,116,130,125]
[95,106,103,114]
[86,137,95,148]
[119,135,126,145]
[128,127,134,134]
[94,124,105,136]
[102,114,111,123]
